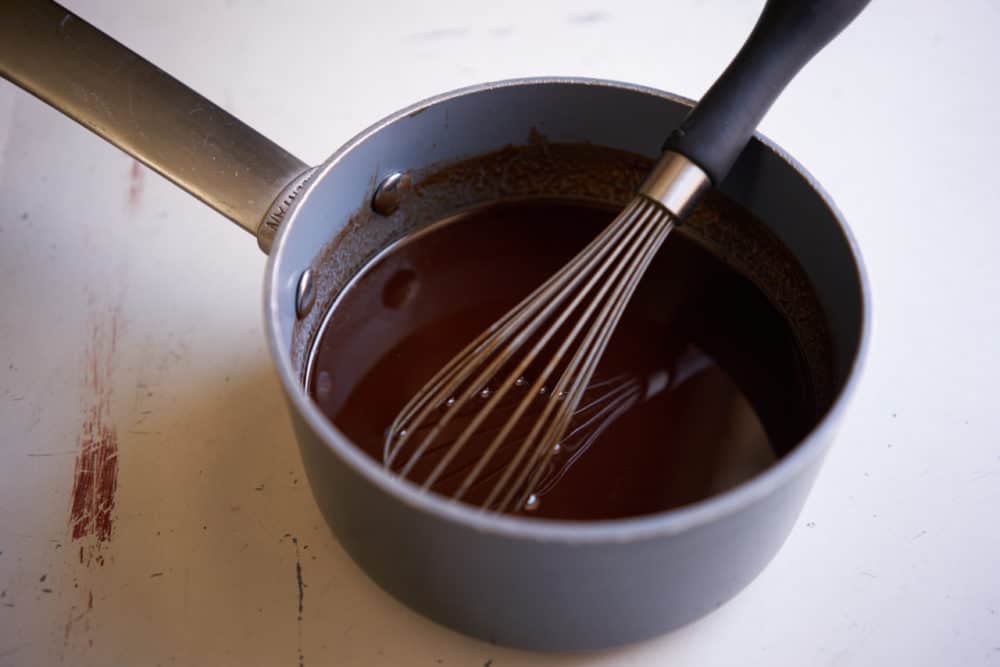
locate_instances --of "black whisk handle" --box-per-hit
[663,0,870,185]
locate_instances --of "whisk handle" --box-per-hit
[663,0,869,185]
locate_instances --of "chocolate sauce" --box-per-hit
[308,198,831,520]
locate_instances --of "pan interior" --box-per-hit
[293,140,837,518]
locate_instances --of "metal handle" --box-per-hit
[0,0,311,253]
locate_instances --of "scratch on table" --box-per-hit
[63,593,94,647]
[406,27,468,41]
[284,534,306,667]
[0,644,28,659]
[568,11,610,24]
[68,303,123,566]
[295,539,304,621]
[128,160,145,211]
[63,607,74,643]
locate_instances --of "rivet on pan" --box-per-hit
[295,268,316,319]
[371,171,410,216]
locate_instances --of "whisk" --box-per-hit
[384,345,715,511]
[386,369,667,511]
[384,0,869,512]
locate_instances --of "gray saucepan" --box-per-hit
[1,0,869,651]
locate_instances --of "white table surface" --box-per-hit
[1,1,998,665]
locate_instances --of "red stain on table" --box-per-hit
[128,160,145,210]
[68,306,122,565]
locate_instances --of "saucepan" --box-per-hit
[0,0,869,651]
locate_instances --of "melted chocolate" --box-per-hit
[308,198,831,520]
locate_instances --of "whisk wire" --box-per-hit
[484,200,672,510]
[507,205,674,511]
[385,195,676,513]
[384,198,645,469]
[534,382,643,496]
[389,199,646,473]
[440,200,664,498]
[499,202,674,511]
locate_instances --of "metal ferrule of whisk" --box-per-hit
[638,150,712,219]
[383,151,710,514]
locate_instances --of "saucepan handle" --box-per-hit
[0,0,312,253]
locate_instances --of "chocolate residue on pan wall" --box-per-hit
[291,140,650,373]
[68,304,122,566]
[294,135,833,411]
